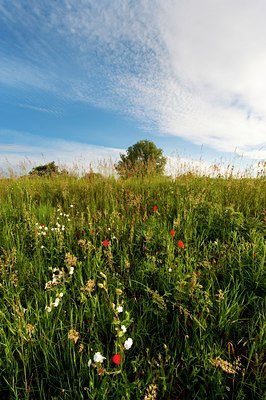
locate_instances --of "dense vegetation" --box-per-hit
[0,174,265,399]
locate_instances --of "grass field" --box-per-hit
[0,174,265,399]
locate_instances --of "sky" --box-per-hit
[0,0,266,175]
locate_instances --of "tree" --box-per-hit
[29,161,67,177]
[115,140,167,178]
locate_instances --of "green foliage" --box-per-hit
[0,174,265,399]
[29,161,68,177]
[115,140,167,178]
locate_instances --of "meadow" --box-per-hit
[0,173,265,399]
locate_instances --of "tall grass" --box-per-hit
[0,174,265,399]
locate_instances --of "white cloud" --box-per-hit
[0,0,266,160]
[0,130,124,175]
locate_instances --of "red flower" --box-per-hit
[177,240,185,249]
[112,354,121,365]
[153,205,158,212]
[103,239,109,247]
[170,230,175,237]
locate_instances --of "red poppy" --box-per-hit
[103,239,109,247]
[170,230,175,237]
[153,205,158,212]
[112,354,121,365]
[177,240,185,249]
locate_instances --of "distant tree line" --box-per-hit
[29,140,167,179]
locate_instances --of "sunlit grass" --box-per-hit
[0,173,265,399]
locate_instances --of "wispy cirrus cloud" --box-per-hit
[0,0,265,160]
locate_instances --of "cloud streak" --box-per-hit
[0,0,265,159]
[0,129,124,175]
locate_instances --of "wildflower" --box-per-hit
[168,268,172,272]
[144,383,158,400]
[170,230,175,237]
[54,297,60,307]
[65,253,77,268]
[45,306,52,313]
[112,354,121,365]
[124,337,133,350]
[93,352,106,363]
[81,279,96,295]
[177,240,185,249]
[88,359,92,367]
[117,305,123,313]
[69,267,74,275]
[210,357,237,374]
[59,292,64,297]
[79,343,85,353]
[103,239,109,247]
[68,329,79,344]
[153,205,158,212]
[121,325,127,333]
[70,204,74,208]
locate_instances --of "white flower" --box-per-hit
[59,292,64,297]
[124,338,133,350]
[117,306,123,313]
[41,245,44,249]
[54,298,60,307]
[121,325,127,333]
[45,306,52,312]
[70,204,74,208]
[88,359,92,367]
[168,268,172,272]
[93,352,106,363]
[69,267,74,275]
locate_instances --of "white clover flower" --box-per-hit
[117,306,123,313]
[124,338,133,350]
[93,352,106,363]
[121,325,127,333]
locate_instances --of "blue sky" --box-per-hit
[1,0,266,175]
